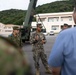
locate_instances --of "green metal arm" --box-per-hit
[21,0,38,42]
[23,0,38,27]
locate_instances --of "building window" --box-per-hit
[48,18,54,22]
[51,25,59,30]
[56,18,59,21]
[5,30,12,32]
[48,17,59,22]
[4,27,7,29]
[69,17,72,21]
[61,16,72,21]
[61,18,63,21]
[55,18,59,21]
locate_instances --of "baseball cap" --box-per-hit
[13,26,19,30]
[37,23,42,28]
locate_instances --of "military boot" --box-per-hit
[45,66,52,74]
[36,68,40,75]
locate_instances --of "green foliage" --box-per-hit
[36,0,74,13]
[0,0,75,25]
[0,9,26,25]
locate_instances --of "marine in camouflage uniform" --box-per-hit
[8,26,23,48]
[30,24,52,75]
[0,36,30,75]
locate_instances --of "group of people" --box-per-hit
[8,23,52,75]
[30,6,76,75]
[0,6,76,75]
[30,7,76,75]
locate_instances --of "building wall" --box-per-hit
[0,23,21,37]
[32,12,75,33]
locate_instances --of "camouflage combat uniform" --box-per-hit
[8,34,23,48]
[30,31,48,69]
[0,36,29,75]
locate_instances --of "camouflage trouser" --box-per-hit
[33,50,48,69]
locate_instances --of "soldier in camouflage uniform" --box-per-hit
[0,36,30,75]
[8,26,23,48]
[30,24,52,75]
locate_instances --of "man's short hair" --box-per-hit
[13,26,19,30]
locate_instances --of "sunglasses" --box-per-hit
[38,27,42,28]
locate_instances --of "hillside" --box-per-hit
[0,9,26,25]
[0,0,75,25]
[36,0,74,13]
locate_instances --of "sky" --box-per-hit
[0,0,57,11]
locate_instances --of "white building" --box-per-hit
[0,23,21,37]
[0,11,75,37]
[31,12,75,33]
